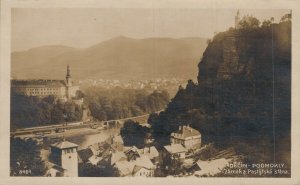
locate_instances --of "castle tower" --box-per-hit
[235,10,240,29]
[66,65,72,99]
[50,140,79,177]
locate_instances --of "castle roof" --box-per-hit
[51,140,78,149]
[11,79,66,87]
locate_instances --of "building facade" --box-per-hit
[11,65,79,100]
[159,144,188,169]
[170,125,201,150]
[49,140,79,177]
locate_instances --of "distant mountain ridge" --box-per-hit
[11,36,207,80]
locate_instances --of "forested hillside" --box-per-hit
[11,87,170,129]
[85,87,169,121]
[10,94,84,129]
[150,15,291,168]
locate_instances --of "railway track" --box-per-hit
[11,110,162,136]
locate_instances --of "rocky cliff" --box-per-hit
[151,18,291,169]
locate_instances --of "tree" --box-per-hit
[167,154,184,176]
[84,87,170,121]
[10,137,47,176]
[75,90,85,99]
[120,120,151,148]
[280,13,291,22]
[148,112,159,126]
[78,159,119,177]
[261,19,272,27]
[51,105,65,123]
[11,94,85,129]
[238,16,260,29]
[78,163,101,177]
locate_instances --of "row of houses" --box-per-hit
[76,136,159,177]
[46,124,230,177]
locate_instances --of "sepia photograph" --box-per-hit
[1,0,299,184]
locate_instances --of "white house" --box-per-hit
[170,125,201,150]
[192,158,229,176]
[114,155,156,177]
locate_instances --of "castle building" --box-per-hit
[48,140,79,177]
[170,125,201,150]
[11,65,79,100]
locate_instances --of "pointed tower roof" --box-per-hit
[66,64,71,78]
[51,140,78,149]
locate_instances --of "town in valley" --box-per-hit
[10,9,291,178]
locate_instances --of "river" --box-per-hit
[64,128,120,150]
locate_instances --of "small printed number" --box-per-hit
[19,169,31,175]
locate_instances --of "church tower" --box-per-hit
[66,65,72,99]
[66,65,72,87]
[235,10,241,29]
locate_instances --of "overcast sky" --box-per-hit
[11,8,290,52]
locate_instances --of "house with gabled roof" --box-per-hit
[110,151,127,165]
[77,148,94,163]
[124,146,140,161]
[191,158,229,176]
[159,144,188,168]
[170,125,201,150]
[138,146,159,165]
[114,155,155,177]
